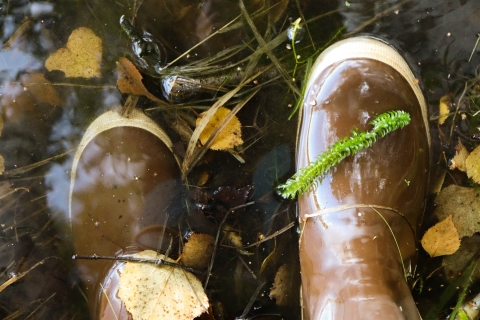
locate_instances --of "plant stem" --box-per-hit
[277,110,411,199]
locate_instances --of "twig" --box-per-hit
[0,257,55,293]
[72,254,202,275]
[243,221,295,248]
[204,201,255,289]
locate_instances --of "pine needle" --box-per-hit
[277,110,411,199]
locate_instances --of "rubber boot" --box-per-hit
[69,109,182,319]
[297,37,430,319]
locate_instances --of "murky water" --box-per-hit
[0,0,479,319]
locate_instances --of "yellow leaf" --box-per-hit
[45,27,102,78]
[421,215,461,257]
[438,93,452,125]
[466,145,480,183]
[196,106,243,150]
[449,138,469,172]
[180,233,214,269]
[118,250,208,320]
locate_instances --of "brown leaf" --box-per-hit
[449,138,469,172]
[434,184,480,238]
[0,155,4,175]
[116,57,166,104]
[196,106,243,150]
[466,145,480,183]
[421,215,461,257]
[180,233,214,269]
[118,250,209,320]
[45,27,102,78]
[20,72,63,106]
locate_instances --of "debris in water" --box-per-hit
[196,106,243,150]
[118,250,208,320]
[45,27,102,78]
[421,214,460,257]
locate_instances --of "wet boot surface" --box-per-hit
[298,55,430,319]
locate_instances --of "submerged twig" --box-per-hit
[72,254,202,275]
[0,257,56,293]
[204,201,255,289]
[3,150,73,176]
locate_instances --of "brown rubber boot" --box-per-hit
[69,109,182,319]
[297,37,430,319]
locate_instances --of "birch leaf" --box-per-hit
[196,106,243,150]
[466,145,480,183]
[421,215,460,257]
[118,250,208,320]
[45,27,102,78]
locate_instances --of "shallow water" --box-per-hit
[0,0,478,319]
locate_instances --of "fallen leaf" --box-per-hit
[434,184,480,238]
[438,93,451,125]
[466,145,480,183]
[270,264,294,306]
[45,27,102,78]
[196,106,243,150]
[116,57,166,104]
[449,138,469,172]
[0,155,4,175]
[119,250,209,320]
[442,234,480,280]
[20,72,63,106]
[180,233,214,269]
[421,214,460,257]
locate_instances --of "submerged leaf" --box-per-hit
[45,27,102,78]
[196,106,243,150]
[449,139,469,172]
[438,93,451,125]
[270,264,295,306]
[434,184,480,238]
[180,233,214,269]
[118,250,208,320]
[421,215,460,257]
[466,145,480,183]
[20,72,63,106]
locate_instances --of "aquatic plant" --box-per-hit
[277,110,411,199]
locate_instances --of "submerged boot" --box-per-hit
[69,109,182,318]
[297,37,430,319]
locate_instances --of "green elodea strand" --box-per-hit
[277,110,411,199]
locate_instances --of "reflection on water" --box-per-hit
[0,0,479,318]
